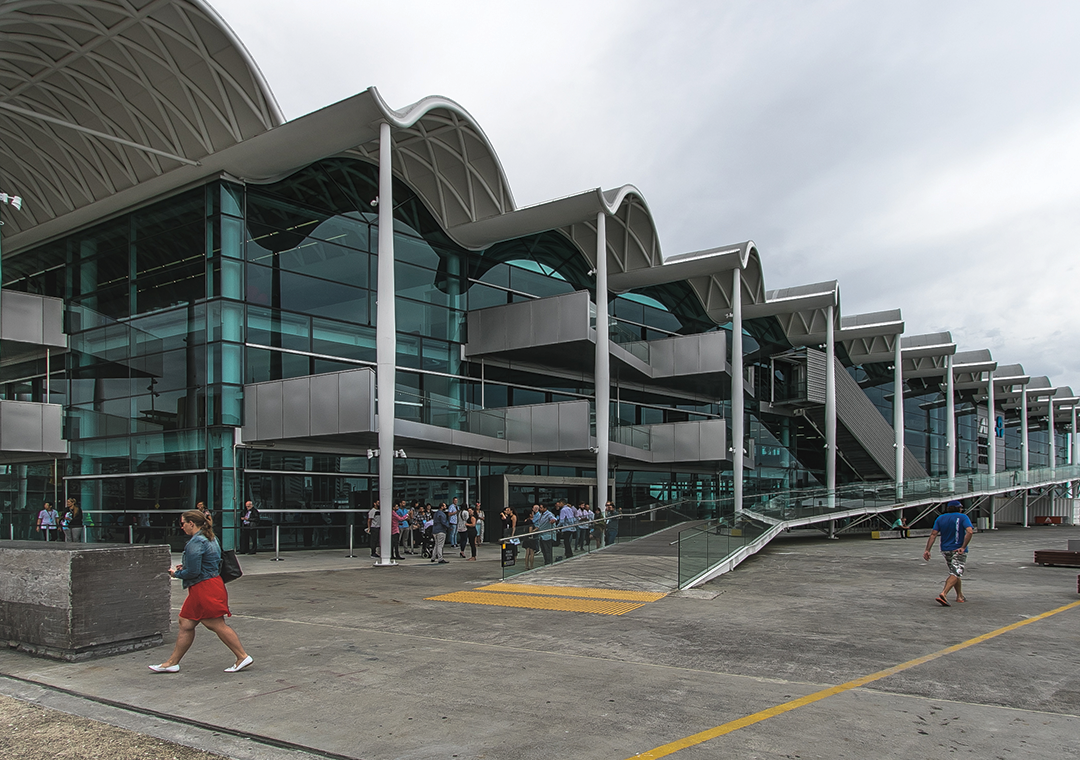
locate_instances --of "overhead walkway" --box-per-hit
[678,464,1080,589]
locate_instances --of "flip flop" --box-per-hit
[935,594,950,607]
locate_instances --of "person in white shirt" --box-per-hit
[36,502,60,542]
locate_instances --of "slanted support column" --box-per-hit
[825,304,836,508]
[594,212,610,510]
[945,354,955,488]
[732,268,743,514]
[1048,397,1056,472]
[1021,390,1029,482]
[893,339,904,499]
[375,121,396,566]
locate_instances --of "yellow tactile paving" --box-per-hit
[476,583,667,603]
[426,590,645,615]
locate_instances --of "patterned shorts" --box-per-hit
[942,550,967,578]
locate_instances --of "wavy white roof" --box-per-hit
[0,0,282,239]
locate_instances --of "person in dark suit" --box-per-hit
[240,500,260,555]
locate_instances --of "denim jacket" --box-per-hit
[174,533,222,589]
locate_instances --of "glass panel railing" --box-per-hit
[677,464,1080,587]
[677,511,772,588]
[607,320,650,363]
[498,500,708,580]
[393,388,507,439]
[612,424,651,451]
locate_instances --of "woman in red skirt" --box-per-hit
[149,510,252,673]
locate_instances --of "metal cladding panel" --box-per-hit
[41,404,65,454]
[700,333,727,373]
[649,339,675,375]
[256,383,284,440]
[673,335,700,375]
[805,348,828,405]
[0,401,42,451]
[559,294,590,342]
[558,401,591,450]
[531,297,561,346]
[1,291,44,344]
[281,378,311,438]
[699,419,727,460]
[309,374,340,436]
[339,369,375,432]
[506,302,534,348]
[673,423,699,461]
[650,423,675,461]
[530,403,562,451]
[243,392,258,440]
[42,297,65,347]
[504,407,533,453]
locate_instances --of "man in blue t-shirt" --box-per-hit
[923,500,974,606]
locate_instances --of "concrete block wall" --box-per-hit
[0,542,171,661]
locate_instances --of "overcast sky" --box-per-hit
[213,0,1080,387]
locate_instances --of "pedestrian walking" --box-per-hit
[149,510,252,674]
[923,500,974,606]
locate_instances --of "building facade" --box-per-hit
[0,1,1075,549]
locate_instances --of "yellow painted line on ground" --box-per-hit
[426,590,646,615]
[629,599,1080,759]
[477,583,667,603]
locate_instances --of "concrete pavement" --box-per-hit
[2,525,1079,759]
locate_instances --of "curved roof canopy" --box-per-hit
[0,0,282,238]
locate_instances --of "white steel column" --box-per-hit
[825,304,836,508]
[945,354,955,487]
[987,371,996,479]
[1067,405,1075,466]
[375,121,396,566]
[594,212,610,510]
[732,268,744,514]
[988,370,997,531]
[893,339,904,498]
[1021,390,1029,481]
[1048,396,1056,471]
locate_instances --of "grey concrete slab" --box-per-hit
[0,526,1078,760]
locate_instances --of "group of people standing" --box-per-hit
[366,498,485,563]
[35,498,84,542]
[504,500,621,568]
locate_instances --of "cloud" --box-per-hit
[212,0,1080,386]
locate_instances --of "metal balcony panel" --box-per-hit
[0,291,66,348]
[281,377,312,439]
[243,368,377,442]
[650,423,675,461]
[309,374,341,436]
[0,401,66,458]
[558,401,591,450]
[466,291,591,359]
[254,383,284,441]
[338,369,376,432]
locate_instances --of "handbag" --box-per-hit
[220,549,244,583]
